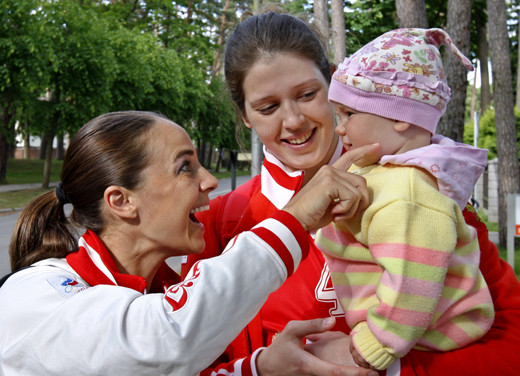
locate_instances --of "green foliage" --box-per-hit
[344,0,399,55]
[39,1,118,134]
[0,0,223,142]
[189,77,244,150]
[281,0,311,14]
[464,107,520,160]
[0,0,50,137]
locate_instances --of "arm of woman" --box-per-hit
[202,318,376,376]
[0,211,308,376]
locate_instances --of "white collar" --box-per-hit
[260,140,343,209]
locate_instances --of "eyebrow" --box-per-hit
[174,149,195,161]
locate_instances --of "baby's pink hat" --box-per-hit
[329,28,474,134]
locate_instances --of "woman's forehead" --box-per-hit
[150,119,195,154]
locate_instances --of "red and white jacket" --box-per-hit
[0,210,309,376]
[183,144,520,376]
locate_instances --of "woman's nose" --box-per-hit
[200,168,218,193]
[282,102,305,129]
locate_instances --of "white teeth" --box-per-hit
[190,205,209,215]
[287,130,313,145]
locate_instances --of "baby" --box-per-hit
[315,28,494,371]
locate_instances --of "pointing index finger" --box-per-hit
[333,143,380,171]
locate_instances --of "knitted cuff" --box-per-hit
[352,324,396,370]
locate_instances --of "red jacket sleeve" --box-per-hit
[400,207,520,376]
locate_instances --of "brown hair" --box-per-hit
[224,10,331,116]
[9,111,165,271]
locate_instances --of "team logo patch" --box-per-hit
[164,262,202,311]
[47,275,89,298]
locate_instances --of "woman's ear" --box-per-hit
[104,185,137,219]
[393,121,411,133]
[242,115,253,129]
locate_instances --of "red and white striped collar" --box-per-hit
[66,230,148,294]
[260,141,344,209]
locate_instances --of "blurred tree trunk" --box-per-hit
[205,143,213,169]
[56,134,65,160]
[478,20,491,112]
[470,62,478,122]
[516,18,520,108]
[0,104,13,182]
[197,139,206,168]
[215,147,223,173]
[395,0,428,28]
[487,0,520,246]
[8,125,15,159]
[42,130,55,188]
[39,132,46,160]
[212,0,231,76]
[23,126,30,159]
[331,0,346,64]
[251,0,263,176]
[314,0,330,55]
[437,0,472,142]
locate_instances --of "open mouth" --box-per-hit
[190,205,209,223]
[284,128,315,145]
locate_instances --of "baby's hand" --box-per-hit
[350,339,372,369]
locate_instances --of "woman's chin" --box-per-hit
[189,239,206,255]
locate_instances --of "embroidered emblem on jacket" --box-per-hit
[47,275,89,298]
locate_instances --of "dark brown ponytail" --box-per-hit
[8,110,164,271]
[9,191,77,271]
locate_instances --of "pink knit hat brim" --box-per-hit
[329,78,442,134]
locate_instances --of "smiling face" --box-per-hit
[242,52,337,175]
[134,119,218,255]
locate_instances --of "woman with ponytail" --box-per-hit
[0,110,376,376]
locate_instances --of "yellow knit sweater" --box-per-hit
[315,164,494,370]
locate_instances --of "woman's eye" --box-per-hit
[178,160,192,173]
[258,104,278,115]
[300,90,317,100]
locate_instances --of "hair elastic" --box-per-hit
[55,183,70,205]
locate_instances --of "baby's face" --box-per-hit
[333,102,406,166]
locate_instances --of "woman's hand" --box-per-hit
[283,144,379,231]
[305,331,358,366]
[255,317,378,376]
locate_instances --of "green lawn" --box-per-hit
[2,158,63,185]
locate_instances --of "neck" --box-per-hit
[100,229,166,289]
